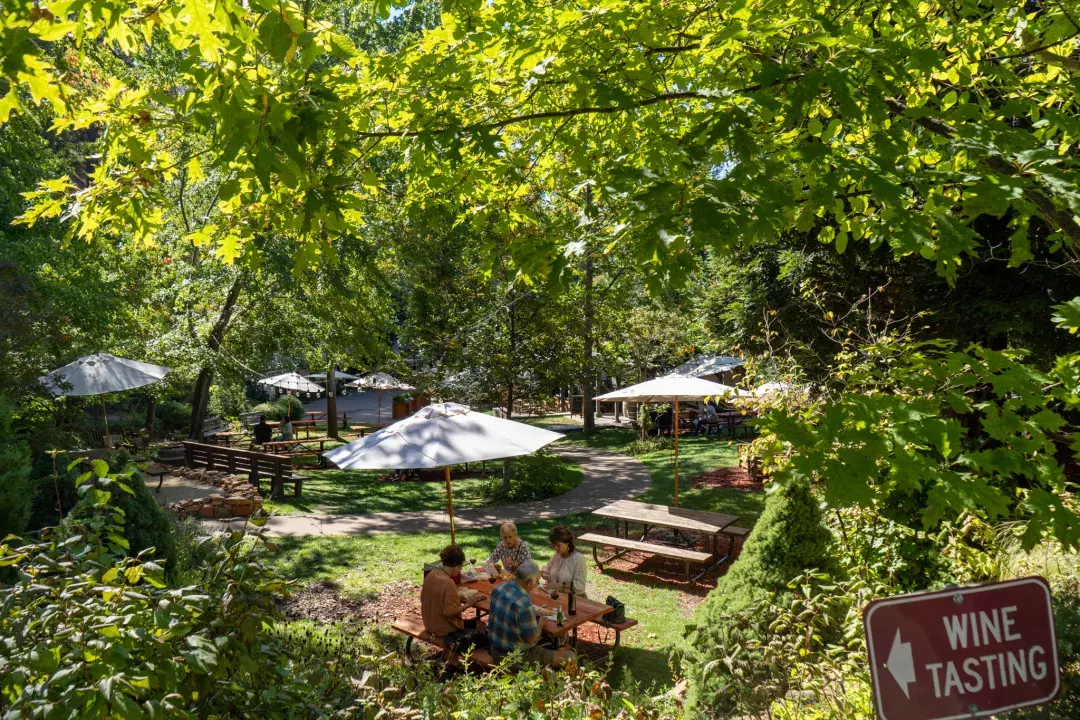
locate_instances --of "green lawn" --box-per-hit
[563,428,765,525]
[264,455,583,515]
[264,427,765,691]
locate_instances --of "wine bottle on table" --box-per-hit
[568,587,577,616]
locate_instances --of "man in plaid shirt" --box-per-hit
[487,560,575,667]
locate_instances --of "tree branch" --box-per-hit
[885,98,1080,244]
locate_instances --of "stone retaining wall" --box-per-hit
[165,467,264,519]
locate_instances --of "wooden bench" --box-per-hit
[390,615,494,669]
[592,616,639,651]
[181,441,308,500]
[579,532,714,582]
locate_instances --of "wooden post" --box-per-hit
[674,397,680,507]
[273,464,284,500]
[100,395,111,449]
[444,465,456,544]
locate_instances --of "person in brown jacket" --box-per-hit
[420,545,479,640]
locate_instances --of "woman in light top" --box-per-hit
[541,525,587,598]
[486,521,532,573]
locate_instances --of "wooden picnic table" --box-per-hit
[461,578,611,647]
[209,430,250,447]
[305,410,351,424]
[262,437,332,455]
[593,499,739,558]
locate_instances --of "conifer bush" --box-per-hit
[682,480,840,713]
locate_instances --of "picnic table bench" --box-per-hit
[391,615,495,669]
[578,533,713,581]
[181,441,307,500]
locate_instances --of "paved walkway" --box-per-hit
[206,445,651,537]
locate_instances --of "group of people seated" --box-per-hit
[648,400,728,436]
[420,522,586,667]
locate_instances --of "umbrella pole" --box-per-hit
[101,395,111,449]
[673,397,679,507]
[445,465,456,544]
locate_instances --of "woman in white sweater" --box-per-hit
[541,525,587,598]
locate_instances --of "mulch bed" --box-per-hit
[689,465,763,492]
[280,579,420,624]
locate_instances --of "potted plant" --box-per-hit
[392,393,412,419]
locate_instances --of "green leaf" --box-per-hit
[92,459,110,478]
[1052,297,1080,333]
[111,691,146,720]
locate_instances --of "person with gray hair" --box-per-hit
[487,559,575,667]
[485,521,532,573]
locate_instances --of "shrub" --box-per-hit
[831,506,952,592]
[251,400,283,420]
[0,397,33,537]
[68,461,179,579]
[484,452,581,503]
[251,396,305,422]
[626,436,673,456]
[27,447,80,531]
[0,498,329,717]
[155,399,192,434]
[680,572,873,718]
[279,394,305,420]
[683,480,839,712]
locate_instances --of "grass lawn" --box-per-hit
[563,427,766,525]
[265,454,583,515]
[263,427,765,691]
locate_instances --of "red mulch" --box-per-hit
[280,579,420,623]
[689,465,763,492]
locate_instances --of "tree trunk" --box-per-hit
[327,366,339,439]
[189,367,214,441]
[582,185,596,434]
[145,397,157,433]
[188,274,245,440]
[582,252,595,433]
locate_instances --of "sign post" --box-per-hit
[864,577,1059,720]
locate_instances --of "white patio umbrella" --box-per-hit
[324,402,564,543]
[595,375,747,507]
[40,353,171,448]
[259,372,323,393]
[347,372,415,426]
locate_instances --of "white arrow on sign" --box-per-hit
[887,628,915,698]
